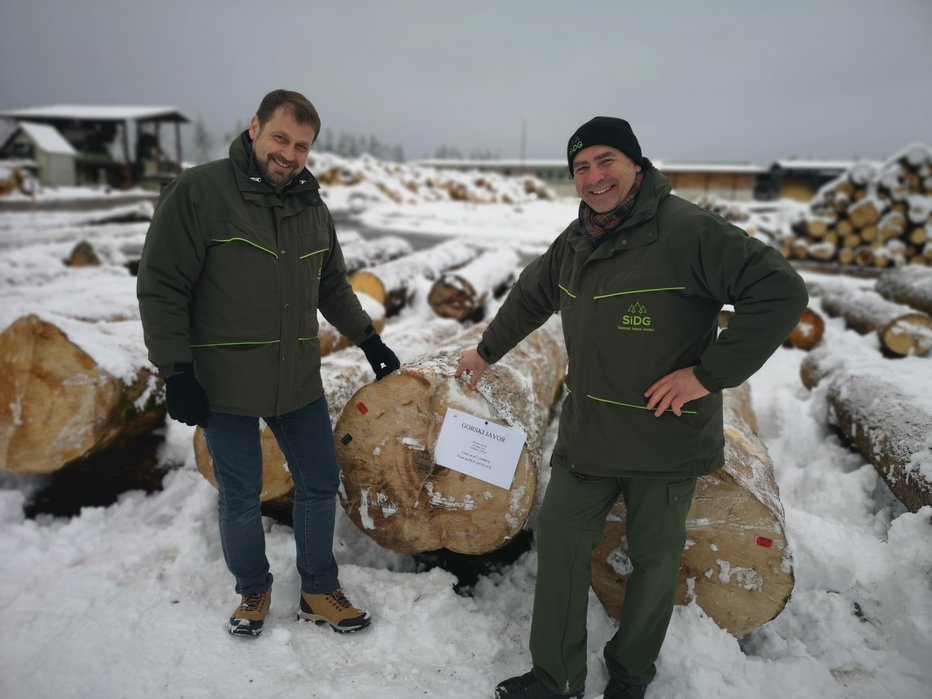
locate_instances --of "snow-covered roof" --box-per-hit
[654,160,766,174]
[15,122,76,155]
[0,105,189,123]
[773,158,863,171]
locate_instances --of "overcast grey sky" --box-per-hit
[2,0,930,164]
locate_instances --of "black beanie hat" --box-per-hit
[567,116,642,175]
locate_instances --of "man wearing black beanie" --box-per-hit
[456,117,808,699]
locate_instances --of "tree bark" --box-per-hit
[875,265,932,315]
[818,287,932,356]
[427,248,519,320]
[334,318,566,555]
[590,383,794,637]
[0,314,163,474]
[342,235,414,276]
[348,240,479,313]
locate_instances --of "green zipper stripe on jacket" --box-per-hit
[593,286,686,300]
[210,237,278,258]
[299,247,329,260]
[190,339,280,348]
[558,284,577,299]
[586,393,697,415]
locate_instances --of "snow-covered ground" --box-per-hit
[0,175,930,699]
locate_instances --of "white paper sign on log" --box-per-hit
[434,409,525,489]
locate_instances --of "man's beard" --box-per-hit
[252,145,297,186]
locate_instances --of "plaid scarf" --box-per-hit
[578,171,644,244]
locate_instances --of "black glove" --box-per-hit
[164,365,210,427]
[359,333,400,381]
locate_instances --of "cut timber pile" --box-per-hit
[591,383,794,637]
[799,346,932,512]
[719,307,825,350]
[0,314,163,474]
[427,247,519,320]
[193,318,466,520]
[334,318,566,555]
[788,143,931,268]
[812,283,932,357]
[349,240,480,314]
[875,264,932,316]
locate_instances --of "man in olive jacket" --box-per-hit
[137,89,399,637]
[456,117,808,699]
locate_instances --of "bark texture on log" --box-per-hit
[591,384,794,637]
[0,314,163,474]
[334,318,566,555]
[341,235,414,276]
[799,345,932,511]
[427,248,519,320]
[348,240,479,313]
[875,265,932,316]
[818,287,932,356]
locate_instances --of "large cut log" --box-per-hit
[333,318,566,555]
[427,247,520,320]
[341,234,414,276]
[875,264,932,315]
[192,318,466,518]
[348,240,480,314]
[591,383,794,637]
[799,343,932,511]
[0,314,163,474]
[818,287,932,357]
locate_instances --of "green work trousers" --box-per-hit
[529,464,696,695]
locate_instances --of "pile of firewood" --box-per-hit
[784,143,931,268]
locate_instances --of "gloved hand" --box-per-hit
[164,365,210,427]
[359,333,400,381]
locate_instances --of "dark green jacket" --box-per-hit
[479,165,807,479]
[137,134,373,417]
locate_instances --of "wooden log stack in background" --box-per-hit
[334,318,566,555]
[590,383,794,637]
[427,247,519,320]
[789,143,931,268]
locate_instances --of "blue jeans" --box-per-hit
[204,397,340,596]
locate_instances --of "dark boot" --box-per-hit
[494,669,583,698]
[603,676,647,699]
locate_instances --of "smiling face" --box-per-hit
[248,106,317,187]
[572,145,642,213]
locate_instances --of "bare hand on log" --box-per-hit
[454,347,490,389]
[644,366,709,417]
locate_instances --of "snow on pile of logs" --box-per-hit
[799,340,932,513]
[427,247,520,320]
[333,318,567,555]
[875,264,932,316]
[591,383,794,637]
[787,143,931,268]
[808,278,932,357]
[348,239,482,314]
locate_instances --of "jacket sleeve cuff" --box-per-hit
[693,364,722,393]
[477,340,502,364]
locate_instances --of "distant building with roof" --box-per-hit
[415,157,864,202]
[0,104,190,188]
[0,120,77,187]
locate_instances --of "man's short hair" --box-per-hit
[256,89,321,141]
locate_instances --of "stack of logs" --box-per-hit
[785,143,931,268]
[802,264,932,511]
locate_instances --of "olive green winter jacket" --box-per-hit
[137,134,373,417]
[479,165,808,479]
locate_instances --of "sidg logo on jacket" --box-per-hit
[618,302,654,332]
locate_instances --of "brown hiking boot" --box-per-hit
[229,587,271,637]
[297,588,371,633]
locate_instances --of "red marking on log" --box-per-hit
[356,402,368,415]
[756,536,773,548]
